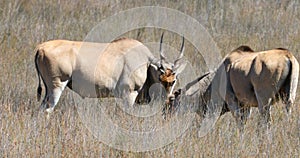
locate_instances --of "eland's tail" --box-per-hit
[286,54,299,113]
[35,49,43,101]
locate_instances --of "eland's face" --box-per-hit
[157,33,187,95]
[159,68,176,92]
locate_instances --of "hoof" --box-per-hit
[45,107,54,114]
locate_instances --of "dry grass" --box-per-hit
[1,0,300,157]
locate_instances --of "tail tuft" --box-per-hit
[37,86,42,101]
[35,49,43,102]
[286,54,299,114]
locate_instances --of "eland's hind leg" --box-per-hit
[240,105,251,124]
[254,89,272,129]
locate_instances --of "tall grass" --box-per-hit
[1,0,300,157]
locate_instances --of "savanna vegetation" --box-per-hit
[0,0,299,157]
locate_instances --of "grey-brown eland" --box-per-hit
[168,46,299,129]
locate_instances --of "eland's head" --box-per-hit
[156,33,187,95]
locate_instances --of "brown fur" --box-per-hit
[168,46,299,129]
[159,69,175,92]
[232,45,254,52]
[111,37,128,43]
[222,46,299,128]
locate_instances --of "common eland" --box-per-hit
[35,34,186,113]
[168,46,299,129]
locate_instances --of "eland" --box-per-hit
[35,34,186,113]
[168,46,299,129]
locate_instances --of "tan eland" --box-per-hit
[35,34,186,113]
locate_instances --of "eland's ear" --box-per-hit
[149,56,161,69]
[173,59,187,74]
[150,60,166,73]
[150,59,161,70]
[150,63,159,70]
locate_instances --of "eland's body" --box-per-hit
[35,35,186,113]
[224,46,299,126]
[169,46,299,128]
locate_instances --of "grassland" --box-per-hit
[1,0,300,157]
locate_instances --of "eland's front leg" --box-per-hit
[45,79,69,114]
